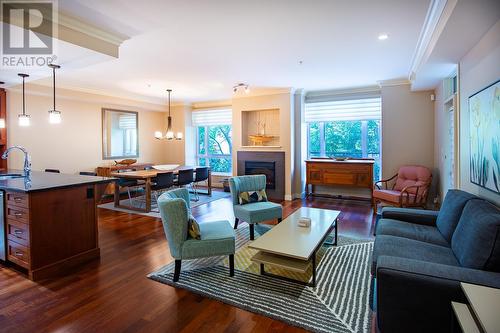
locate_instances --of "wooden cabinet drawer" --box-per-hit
[7,240,30,268]
[324,172,357,185]
[6,191,29,209]
[6,206,30,223]
[6,220,30,246]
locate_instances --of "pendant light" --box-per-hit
[48,63,62,124]
[0,81,5,128]
[18,73,30,127]
[155,89,183,140]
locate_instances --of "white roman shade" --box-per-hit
[118,114,137,129]
[305,97,381,122]
[192,108,232,126]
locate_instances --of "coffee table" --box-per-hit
[249,207,340,287]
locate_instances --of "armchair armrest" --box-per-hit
[400,183,430,205]
[374,174,397,190]
[380,207,438,226]
[376,256,500,333]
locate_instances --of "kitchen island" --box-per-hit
[0,170,115,281]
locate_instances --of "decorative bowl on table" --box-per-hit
[114,159,137,166]
[334,157,349,161]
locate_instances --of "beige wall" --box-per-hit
[231,92,295,200]
[433,82,450,200]
[458,20,500,204]
[381,84,435,180]
[5,84,176,174]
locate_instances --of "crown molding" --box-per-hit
[408,0,457,82]
[377,78,411,87]
[57,12,129,47]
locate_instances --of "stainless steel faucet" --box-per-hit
[1,146,31,177]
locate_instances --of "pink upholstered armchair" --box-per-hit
[373,166,432,214]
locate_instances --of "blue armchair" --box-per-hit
[229,175,282,240]
[157,188,235,282]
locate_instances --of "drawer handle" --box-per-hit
[14,212,23,217]
[14,229,23,236]
[15,251,23,257]
[14,197,23,202]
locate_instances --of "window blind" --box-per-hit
[192,108,232,126]
[304,97,381,122]
[118,114,137,129]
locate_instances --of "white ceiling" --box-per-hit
[10,0,433,104]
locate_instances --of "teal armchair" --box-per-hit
[157,188,235,281]
[229,175,282,240]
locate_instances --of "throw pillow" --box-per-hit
[187,215,201,240]
[238,189,268,205]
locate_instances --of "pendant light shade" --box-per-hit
[18,73,30,127]
[155,89,183,140]
[48,64,62,124]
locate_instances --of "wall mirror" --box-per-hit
[102,108,139,159]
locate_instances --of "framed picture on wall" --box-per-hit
[469,79,500,194]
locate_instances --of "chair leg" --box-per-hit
[173,260,182,282]
[277,218,282,223]
[229,254,234,277]
[127,187,133,206]
[250,223,255,240]
[234,218,239,229]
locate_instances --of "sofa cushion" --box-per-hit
[451,199,500,271]
[393,166,432,195]
[376,218,448,246]
[436,190,477,242]
[372,235,459,275]
[373,189,417,205]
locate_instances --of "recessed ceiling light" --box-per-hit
[378,33,389,40]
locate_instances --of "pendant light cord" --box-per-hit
[22,76,26,116]
[52,66,56,110]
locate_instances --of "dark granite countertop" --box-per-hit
[0,169,116,193]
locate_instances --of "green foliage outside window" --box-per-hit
[197,125,232,173]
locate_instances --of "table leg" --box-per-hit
[334,217,338,246]
[260,263,265,275]
[114,180,120,207]
[311,251,317,287]
[145,178,152,213]
[208,169,212,196]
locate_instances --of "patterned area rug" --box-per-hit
[149,224,374,333]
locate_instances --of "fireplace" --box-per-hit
[245,161,276,189]
[237,151,285,200]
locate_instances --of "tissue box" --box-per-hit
[298,217,311,228]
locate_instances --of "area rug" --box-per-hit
[148,224,373,333]
[98,190,231,217]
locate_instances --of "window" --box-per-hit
[192,109,232,174]
[305,96,382,180]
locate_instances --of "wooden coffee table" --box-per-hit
[249,207,340,287]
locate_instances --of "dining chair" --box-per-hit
[157,188,235,282]
[151,172,174,203]
[116,169,142,205]
[45,169,60,173]
[192,167,209,201]
[175,169,195,194]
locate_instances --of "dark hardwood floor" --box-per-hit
[0,194,375,333]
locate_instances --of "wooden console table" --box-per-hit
[305,158,374,202]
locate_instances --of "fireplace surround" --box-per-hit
[237,151,285,200]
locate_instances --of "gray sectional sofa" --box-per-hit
[372,189,500,333]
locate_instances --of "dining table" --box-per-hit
[110,165,211,213]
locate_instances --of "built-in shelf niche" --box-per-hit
[241,108,280,147]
